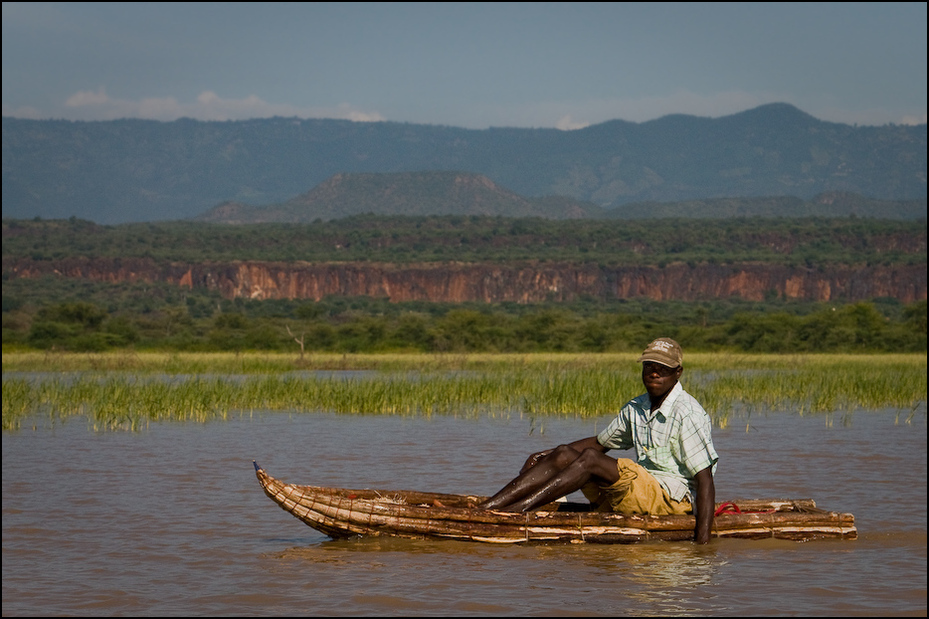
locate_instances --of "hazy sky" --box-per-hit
[2,2,926,129]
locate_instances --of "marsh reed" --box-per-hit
[2,352,925,431]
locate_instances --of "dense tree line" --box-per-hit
[3,215,926,267]
[4,216,925,354]
[3,277,925,354]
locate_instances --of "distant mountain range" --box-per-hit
[3,103,926,223]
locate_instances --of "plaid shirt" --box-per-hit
[597,382,718,503]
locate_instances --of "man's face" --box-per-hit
[641,361,683,400]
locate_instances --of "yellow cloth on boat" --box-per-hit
[582,458,692,515]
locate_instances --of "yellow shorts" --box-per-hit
[581,458,692,515]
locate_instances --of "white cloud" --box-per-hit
[554,115,590,131]
[8,87,921,128]
[56,88,385,122]
[899,112,927,126]
[1,104,44,119]
[64,89,110,107]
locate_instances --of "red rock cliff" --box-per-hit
[3,257,926,304]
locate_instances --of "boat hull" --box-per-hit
[254,462,857,544]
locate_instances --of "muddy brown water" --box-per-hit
[2,407,926,616]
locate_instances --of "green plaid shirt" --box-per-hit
[597,382,718,503]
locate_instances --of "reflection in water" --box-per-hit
[616,544,723,588]
[2,409,926,616]
[267,536,735,615]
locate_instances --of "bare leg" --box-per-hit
[503,448,619,512]
[480,445,578,509]
[481,446,619,511]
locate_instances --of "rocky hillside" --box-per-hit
[194,175,926,223]
[193,171,604,222]
[5,216,924,306]
[5,257,925,304]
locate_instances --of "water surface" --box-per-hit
[2,409,926,616]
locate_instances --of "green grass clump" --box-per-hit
[2,352,925,431]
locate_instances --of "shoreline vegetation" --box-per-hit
[3,351,925,432]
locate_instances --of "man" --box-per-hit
[480,337,719,544]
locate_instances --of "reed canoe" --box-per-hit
[254,461,856,544]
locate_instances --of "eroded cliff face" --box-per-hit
[4,257,926,304]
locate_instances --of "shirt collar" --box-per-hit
[647,381,683,421]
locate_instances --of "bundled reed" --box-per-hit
[254,464,857,544]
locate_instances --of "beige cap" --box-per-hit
[637,337,683,368]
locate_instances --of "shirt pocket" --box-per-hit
[641,445,675,472]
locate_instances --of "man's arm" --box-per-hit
[693,466,715,544]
